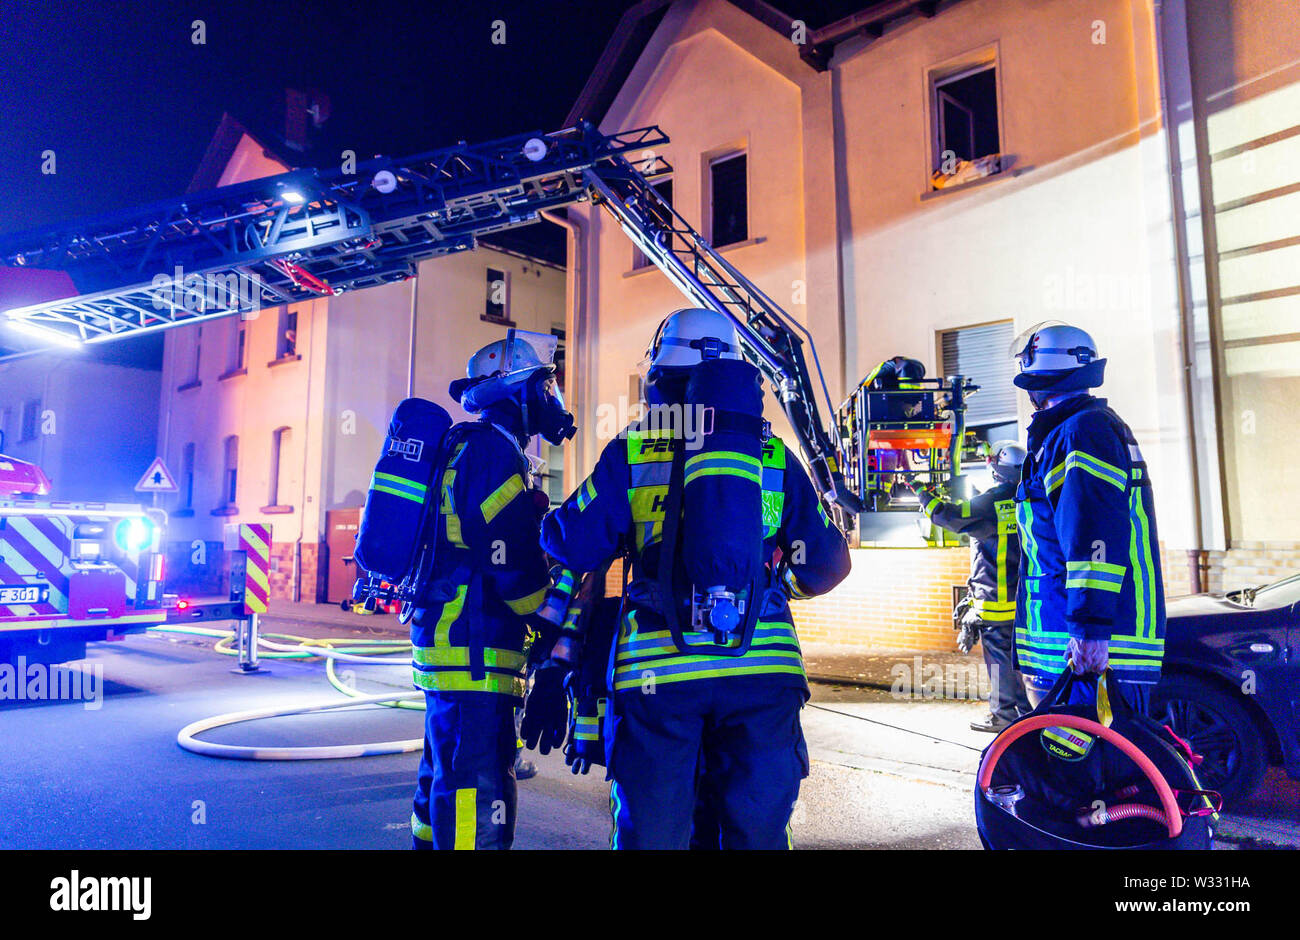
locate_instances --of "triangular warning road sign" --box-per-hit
[135,456,179,493]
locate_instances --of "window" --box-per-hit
[221,435,239,507]
[269,427,291,507]
[19,399,41,443]
[232,322,247,371]
[187,326,203,384]
[484,268,510,323]
[181,443,196,510]
[931,62,1000,185]
[939,321,1017,435]
[276,308,298,359]
[633,177,674,269]
[709,153,748,248]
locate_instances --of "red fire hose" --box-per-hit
[977,713,1184,839]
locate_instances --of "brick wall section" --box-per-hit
[267,541,322,603]
[1160,544,1194,598]
[1202,541,1300,594]
[790,548,970,652]
[587,541,1300,653]
[607,548,971,653]
[1162,542,1300,597]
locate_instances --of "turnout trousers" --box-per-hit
[979,617,1031,722]
[411,691,518,850]
[608,676,809,850]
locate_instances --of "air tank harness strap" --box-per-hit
[429,423,489,682]
[700,407,770,442]
[649,431,763,659]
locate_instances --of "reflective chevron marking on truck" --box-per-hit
[0,510,152,620]
[0,514,70,618]
[236,524,271,614]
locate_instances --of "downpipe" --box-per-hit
[1153,0,1206,593]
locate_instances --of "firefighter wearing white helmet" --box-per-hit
[640,306,744,398]
[407,329,575,850]
[456,329,576,445]
[529,306,850,849]
[1009,321,1165,714]
[909,439,1031,732]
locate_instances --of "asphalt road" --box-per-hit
[0,625,1295,850]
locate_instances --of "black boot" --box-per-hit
[970,713,1013,733]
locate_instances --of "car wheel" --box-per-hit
[1149,674,1268,805]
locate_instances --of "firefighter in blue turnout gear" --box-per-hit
[909,441,1031,732]
[540,308,851,850]
[862,356,928,501]
[409,329,575,850]
[1010,322,1165,713]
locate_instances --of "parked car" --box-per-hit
[1154,573,1300,804]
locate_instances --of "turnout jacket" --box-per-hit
[1015,396,1165,684]
[541,423,850,694]
[916,480,1020,623]
[409,420,551,699]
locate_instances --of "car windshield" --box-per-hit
[1227,574,1300,610]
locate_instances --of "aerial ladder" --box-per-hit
[0,122,863,522]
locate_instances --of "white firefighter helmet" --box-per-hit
[987,440,1027,482]
[459,329,558,412]
[1010,321,1106,391]
[644,307,744,373]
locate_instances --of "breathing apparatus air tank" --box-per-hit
[353,397,453,616]
[680,357,767,644]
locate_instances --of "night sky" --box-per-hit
[0,0,643,235]
[0,0,651,364]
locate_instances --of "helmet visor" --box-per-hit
[501,329,558,376]
[540,374,565,411]
[470,328,559,381]
[1009,319,1068,373]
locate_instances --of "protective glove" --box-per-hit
[1067,637,1110,675]
[520,658,571,754]
[564,686,607,775]
[956,618,977,655]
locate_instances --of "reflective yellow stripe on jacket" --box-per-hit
[625,430,786,552]
[411,582,528,697]
[611,611,804,691]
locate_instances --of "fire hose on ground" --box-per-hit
[150,625,426,760]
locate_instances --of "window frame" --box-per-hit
[189,326,203,384]
[19,398,41,443]
[275,307,299,360]
[181,442,196,510]
[222,435,239,507]
[706,150,749,249]
[482,267,513,325]
[936,319,1019,432]
[268,426,292,508]
[926,45,1003,190]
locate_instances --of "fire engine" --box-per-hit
[0,439,257,669]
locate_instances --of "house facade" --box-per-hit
[0,353,161,503]
[559,0,1300,649]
